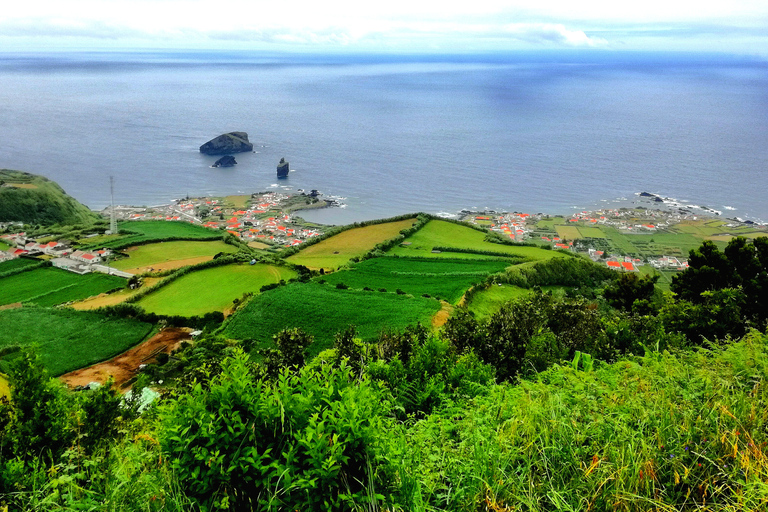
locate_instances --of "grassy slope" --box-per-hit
[223,282,442,354]
[0,267,126,307]
[111,240,237,271]
[136,264,296,316]
[0,308,154,376]
[322,257,511,304]
[402,333,768,511]
[389,220,563,261]
[286,218,417,269]
[0,169,98,225]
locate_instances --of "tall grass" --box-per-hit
[389,331,768,511]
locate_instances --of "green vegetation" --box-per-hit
[0,307,153,376]
[111,240,238,271]
[322,256,510,304]
[390,219,562,261]
[224,282,441,354]
[555,224,582,239]
[79,220,221,250]
[465,283,533,318]
[0,257,39,274]
[135,264,296,316]
[0,267,126,307]
[287,217,416,269]
[0,169,99,225]
[0,240,9,251]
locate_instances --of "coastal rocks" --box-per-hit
[199,132,254,155]
[212,155,237,168]
[277,158,289,178]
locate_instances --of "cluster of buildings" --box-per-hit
[0,231,127,276]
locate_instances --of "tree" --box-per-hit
[603,272,659,312]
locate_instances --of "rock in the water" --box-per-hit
[213,155,237,167]
[200,132,254,155]
[277,158,289,178]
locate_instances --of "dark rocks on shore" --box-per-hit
[277,158,289,178]
[200,132,254,155]
[212,155,237,168]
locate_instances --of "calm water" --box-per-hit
[1,51,767,224]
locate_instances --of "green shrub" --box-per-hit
[159,349,392,511]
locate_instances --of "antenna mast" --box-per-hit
[110,176,117,234]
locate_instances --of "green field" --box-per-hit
[287,218,416,269]
[136,264,297,316]
[322,256,511,304]
[0,308,154,376]
[577,226,606,238]
[555,225,582,240]
[0,268,126,307]
[536,217,567,229]
[0,240,9,251]
[111,240,238,271]
[79,220,221,250]
[389,220,563,261]
[0,257,40,274]
[465,284,533,319]
[224,282,442,354]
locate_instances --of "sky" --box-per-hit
[1,0,767,55]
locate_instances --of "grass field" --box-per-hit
[0,308,154,376]
[79,220,221,250]
[136,264,296,316]
[389,220,563,261]
[555,225,582,240]
[224,195,250,208]
[0,257,40,274]
[536,217,567,229]
[465,284,533,319]
[286,218,417,269]
[321,256,511,304]
[71,277,162,310]
[111,240,237,273]
[0,268,126,307]
[577,226,606,238]
[0,240,9,251]
[223,282,442,355]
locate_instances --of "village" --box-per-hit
[3,191,766,279]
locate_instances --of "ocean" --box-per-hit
[1,51,767,224]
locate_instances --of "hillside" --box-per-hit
[0,169,98,225]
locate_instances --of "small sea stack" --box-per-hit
[212,155,237,168]
[277,158,289,178]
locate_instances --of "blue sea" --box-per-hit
[1,51,767,224]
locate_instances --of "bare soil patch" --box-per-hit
[432,300,453,329]
[0,303,22,311]
[59,327,192,390]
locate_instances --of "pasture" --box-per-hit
[465,284,532,319]
[0,257,40,274]
[111,240,237,273]
[389,220,563,261]
[71,277,162,310]
[0,240,9,251]
[223,282,442,354]
[0,308,154,376]
[0,268,125,307]
[286,218,417,269]
[321,256,511,304]
[577,226,606,238]
[136,264,296,317]
[555,225,582,240]
[0,373,8,399]
[79,220,221,250]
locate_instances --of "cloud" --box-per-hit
[501,23,607,47]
